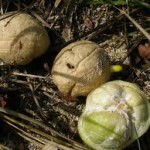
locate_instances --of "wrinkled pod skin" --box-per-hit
[0,13,50,65]
[51,40,111,98]
[78,80,150,150]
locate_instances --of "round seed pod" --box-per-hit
[78,80,150,150]
[0,13,50,65]
[51,40,111,98]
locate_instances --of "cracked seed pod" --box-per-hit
[78,80,150,150]
[51,40,111,98]
[0,13,50,65]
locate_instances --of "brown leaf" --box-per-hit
[83,17,94,30]
[138,41,150,59]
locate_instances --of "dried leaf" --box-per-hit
[138,41,150,59]
[54,0,62,8]
[83,17,94,30]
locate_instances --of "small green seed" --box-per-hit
[111,65,123,72]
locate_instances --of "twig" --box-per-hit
[0,11,19,21]
[0,0,3,15]
[123,1,130,61]
[0,107,88,150]
[1,114,54,144]
[25,71,46,119]
[0,107,59,136]
[9,79,28,85]
[4,120,45,147]
[4,0,11,13]
[115,7,150,41]
[0,144,12,150]
[43,90,81,116]
[34,73,50,91]
[43,141,74,150]
[19,2,65,43]
[63,9,136,46]
[86,8,138,40]
[30,10,65,42]
[121,37,142,63]
[0,113,83,150]
[17,132,44,148]
[12,72,46,79]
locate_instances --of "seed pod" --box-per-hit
[51,40,111,98]
[78,80,150,150]
[0,13,50,65]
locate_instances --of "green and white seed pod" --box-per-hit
[78,80,150,150]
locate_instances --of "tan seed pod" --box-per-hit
[51,40,111,98]
[0,13,50,65]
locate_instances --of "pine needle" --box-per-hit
[115,7,150,41]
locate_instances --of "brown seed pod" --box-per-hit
[0,13,50,65]
[51,40,111,98]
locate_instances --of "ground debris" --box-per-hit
[0,1,150,150]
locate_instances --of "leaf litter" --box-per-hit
[0,0,150,150]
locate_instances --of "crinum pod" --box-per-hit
[0,13,50,65]
[78,80,150,150]
[51,40,111,98]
